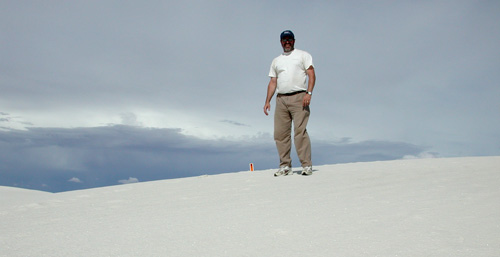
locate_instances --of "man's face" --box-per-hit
[281,37,295,52]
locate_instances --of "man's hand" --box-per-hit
[264,77,277,116]
[264,102,271,116]
[303,94,311,107]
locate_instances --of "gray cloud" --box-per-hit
[0,125,426,192]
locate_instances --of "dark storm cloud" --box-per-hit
[0,125,426,192]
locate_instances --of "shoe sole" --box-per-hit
[301,170,312,176]
[274,170,292,177]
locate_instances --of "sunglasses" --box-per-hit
[281,38,294,42]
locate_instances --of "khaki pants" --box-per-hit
[274,92,312,167]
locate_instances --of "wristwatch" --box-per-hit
[307,91,312,95]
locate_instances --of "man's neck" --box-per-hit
[283,48,295,55]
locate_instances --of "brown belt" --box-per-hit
[277,90,306,97]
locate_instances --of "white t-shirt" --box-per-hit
[268,49,314,94]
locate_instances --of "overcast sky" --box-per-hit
[1,1,499,192]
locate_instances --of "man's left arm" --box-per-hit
[303,66,316,107]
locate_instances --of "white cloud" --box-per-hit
[120,112,142,127]
[68,177,83,183]
[403,152,438,159]
[118,177,139,184]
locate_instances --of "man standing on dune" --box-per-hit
[263,30,316,176]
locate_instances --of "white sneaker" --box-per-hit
[274,166,292,177]
[301,166,313,176]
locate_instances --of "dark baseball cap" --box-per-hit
[280,30,295,40]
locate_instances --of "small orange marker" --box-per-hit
[249,163,254,171]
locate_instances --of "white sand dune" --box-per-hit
[1,156,499,256]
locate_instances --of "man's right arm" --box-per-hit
[263,77,277,116]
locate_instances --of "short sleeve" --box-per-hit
[268,58,277,77]
[303,52,314,70]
